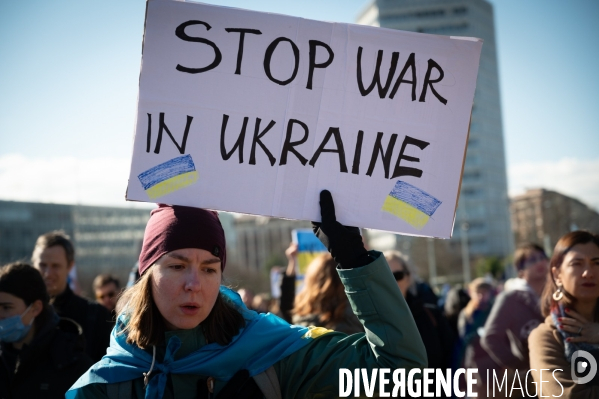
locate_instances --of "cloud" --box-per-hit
[0,154,151,208]
[508,157,599,211]
[2,153,598,214]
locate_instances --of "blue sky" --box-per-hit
[1,0,597,209]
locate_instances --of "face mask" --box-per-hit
[0,305,33,343]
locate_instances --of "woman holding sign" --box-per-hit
[67,191,426,398]
[529,231,599,397]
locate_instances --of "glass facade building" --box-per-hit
[0,200,238,296]
[358,0,513,275]
[0,200,150,295]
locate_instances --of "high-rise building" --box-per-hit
[357,0,514,281]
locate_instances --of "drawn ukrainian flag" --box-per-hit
[381,180,442,229]
[138,154,198,199]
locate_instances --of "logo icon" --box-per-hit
[571,350,597,384]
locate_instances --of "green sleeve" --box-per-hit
[274,251,427,398]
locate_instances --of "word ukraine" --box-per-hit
[144,112,430,180]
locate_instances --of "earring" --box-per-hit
[553,284,564,301]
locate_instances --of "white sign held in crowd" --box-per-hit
[126,0,483,238]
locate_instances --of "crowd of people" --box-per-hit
[239,230,599,398]
[0,191,598,398]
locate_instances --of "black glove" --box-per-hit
[311,190,371,269]
[216,369,263,399]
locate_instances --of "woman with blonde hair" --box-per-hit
[67,191,426,398]
[292,253,363,334]
[529,230,599,397]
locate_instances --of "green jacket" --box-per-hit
[73,251,426,398]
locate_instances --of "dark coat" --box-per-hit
[406,291,455,398]
[52,285,113,362]
[278,273,296,323]
[0,314,93,399]
[406,292,455,368]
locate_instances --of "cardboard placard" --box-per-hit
[126,0,482,238]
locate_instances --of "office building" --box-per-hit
[511,189,599,254]
[0,200,150,296]
[357,0,514,281]
[0,199,239,295]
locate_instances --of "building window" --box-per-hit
[417,22,469,34]
[416,9,445,18]
[463,170,481,181]
[453,7,468,15]
[380,8,446,24]
[462,188,480,197]
[467,221,485,231]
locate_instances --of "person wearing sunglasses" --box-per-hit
[384,250,455,397]
[92,274,121,314]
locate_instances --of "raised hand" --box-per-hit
[560,308,599,344]
[311,190,371,269]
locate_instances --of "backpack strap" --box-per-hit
[106,380,132,399]
[252,366,281,399]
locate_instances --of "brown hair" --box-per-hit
[32,230,75,265]
[115,268,244,349]
[93,274,121,291]
[540,231,599,318]
[292,253,347,328]
[383,250,411,274]
[514,243,546,273]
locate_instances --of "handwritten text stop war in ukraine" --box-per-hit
[144,20,449,180]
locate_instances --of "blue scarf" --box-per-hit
[67,287,317,399]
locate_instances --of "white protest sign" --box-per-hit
[126,0,482,239]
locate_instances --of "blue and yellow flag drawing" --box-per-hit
[138,154,198,199]
[382,180,442,229]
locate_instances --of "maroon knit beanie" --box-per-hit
[138,204,226,276]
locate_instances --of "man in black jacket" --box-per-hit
[0,262,93,399]
[32,230,113,362]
